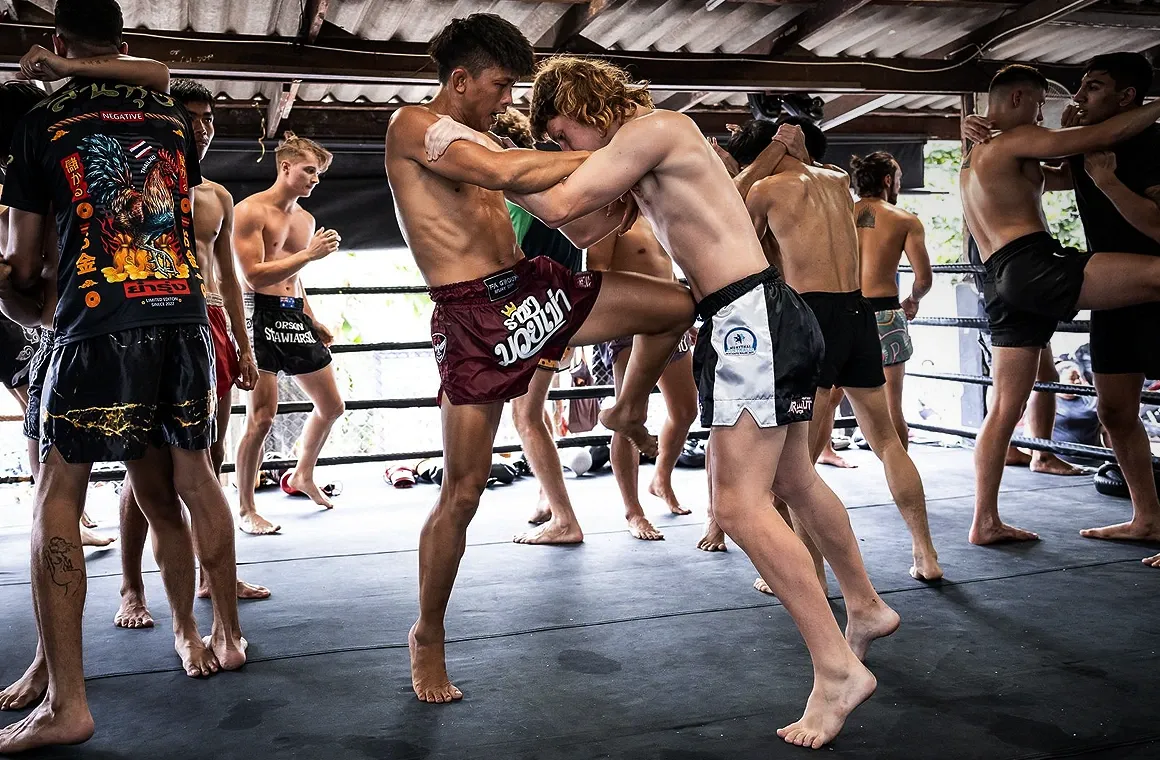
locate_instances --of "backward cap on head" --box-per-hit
[529,56,652,141]
[428,14,534,84]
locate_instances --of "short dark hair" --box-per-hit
[989,64,1048,95]
[0,82,47,157]
[850,151,898,197]
[725,119,778,166]
[170,79,214,108]
[776,115,827,162]
[1084,52,1153,106]
[428,14,534,84]
[54,0,123,49]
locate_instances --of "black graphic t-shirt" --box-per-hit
[2,78,205,345]
[1069,123,1160,257]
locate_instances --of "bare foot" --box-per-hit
[201,634,248,671]
[197,580,272,600]
[114,592,154,629]
[697,521,727,552]
[0,659,46,711]
[1030,453,1088,476]
[527,502,552,525]
[176,631,220,678]
[79,525,116,548]
[777,659,877,749]
[1143,552,1160,567]
[817,449,857,468]
[754,576,774,596]
[0,701,94,753]
[648,479,691,515]
[409,623,463,703]
[1080,519,1160,542]
[1005,448,1032,467]
[969,521,1039,546]
[80,511,97,529]
[239,512,281,535]
[286,471,334,509]
[910,551,943,582]
[599,406,658,458]
[513,518,583,545]
[845,601,901,661]
[626,515,664,541]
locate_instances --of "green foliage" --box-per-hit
[898,141,1086,264]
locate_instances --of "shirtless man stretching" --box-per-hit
[427,54,899,748]
[960,64,1160,545]
[233,134,345,535]
[387,16,694,705]
[589,217,698,540]
[851,151,931,449]
[734,118,941,584]
[117,79,269,631]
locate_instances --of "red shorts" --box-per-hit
[209,304,240,399]
[430,257,602,406]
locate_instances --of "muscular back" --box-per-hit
[234,194,316,297]
[750,160,860,294]
[960,137,1049,259]
[856,199,914,298]
[386,106,521,287]
[192,180,229,294]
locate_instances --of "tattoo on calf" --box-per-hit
[45,536,84,597]
[856,207,876,229]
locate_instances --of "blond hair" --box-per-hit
[491,107,535,148]
[275,132,333,172]
[530,56,652,140]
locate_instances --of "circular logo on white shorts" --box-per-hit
[723,327,757,356]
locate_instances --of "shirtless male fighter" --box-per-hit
[589,217,698,540]
[730,118,941,584]
[960,64,1160,545]
[116,78,269,630]
[387,16,695,705]
[963,54,1160,563]
[850,151,931,449]
[233,133,346,535]
[426,54,899,748]
[0,1,247,751]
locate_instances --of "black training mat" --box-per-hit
[1,445,1158,759]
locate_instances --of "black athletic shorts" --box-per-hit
[0,319,38,389]
[693,267,823,428]
[983,231,1092,348]
[799,290,886,389]
[23,328,52,441]
[1090,302,1160,377]
[40,324,216,463]
[246,293,332,376]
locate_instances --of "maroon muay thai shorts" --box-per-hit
[429,257,602,405]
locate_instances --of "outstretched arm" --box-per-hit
[1001,98,1160,159]
[21,45,170,92]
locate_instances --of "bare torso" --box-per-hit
[960,138,1049,260]
[192,180,229,295]
[387,106,523,288]
[622,111,768,301]
[609,217,675,281]
[235,191,316,297]
[755,160,861,294]
[856,198,911,298]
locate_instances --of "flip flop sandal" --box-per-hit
[385,466,417,489]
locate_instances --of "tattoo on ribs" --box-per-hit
[856,207,876,229]
[45,536,84,597]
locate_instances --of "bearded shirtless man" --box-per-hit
[388,17,694,706]
[426,55,898,749]
[960,64,1160,545]
[233,134,345,535]
[589,217,698,540]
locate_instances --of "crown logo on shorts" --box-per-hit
[501,301,518,318]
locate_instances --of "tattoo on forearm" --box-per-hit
[856,207,876,229]
[44,536,84,597]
